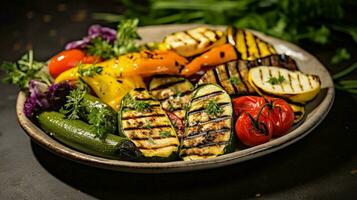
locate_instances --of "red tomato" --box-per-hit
[235,110,273,147]
[232,96,265,116]
[48,49,85,78]
[263,97,295,137]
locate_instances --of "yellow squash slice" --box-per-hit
[248,66,321,103]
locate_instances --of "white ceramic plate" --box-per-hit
[16,24,335,173]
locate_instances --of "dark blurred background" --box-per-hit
[0,1,356,199]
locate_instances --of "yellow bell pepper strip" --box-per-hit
[55,58,117,83]
[181,44,238,77]
[80,74,145,111]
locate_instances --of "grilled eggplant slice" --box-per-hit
[180,84,235,161]
[149,76,194,120]
[118,88,180,161]
[198,54,298,96]
[248,66,321,103]
[227,26,276,60]
[163,27,226,57]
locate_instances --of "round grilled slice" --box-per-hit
[180,84,235,161]
[198,54,299,96]
[118,88,180,162]
[149,76,194,120]
[248,66,321,104]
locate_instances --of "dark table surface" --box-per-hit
[1,1,357,199]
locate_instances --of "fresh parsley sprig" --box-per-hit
[0,50,51,89]
[267,75,285,85]
[205,99,223,117]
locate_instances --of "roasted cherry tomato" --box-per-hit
[235,109,273,147]
[232,96,265,116]
[48,49,85,78]
[263,97,295,137]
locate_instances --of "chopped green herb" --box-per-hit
[86,37,115,60]
[205,99,223,117]
[267,75,285,85]
[159,131,171,138]
[60,88,86,120]
[144,124,153,129]
[123,94,151,112]
[78,65,103,77]
[229,76,241,85]
[167,101,175,112]
[88,107,112,138]
[147,135,156,144]
[113,18,141,56]
[0,50,51,89]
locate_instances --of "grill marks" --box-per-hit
[149,77,194,120]
[120,89,179,157]
[180,84,233,160]
[164,27,224,57]
[228,26,277,60]
[198,54,298,96]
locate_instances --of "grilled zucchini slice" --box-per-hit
[180,84,235,161]
[248,66,321,103]
[227,26,276,60]
[149,76,194,120]
[163,27,226,57]
[118,88,180,161]
[198,54,298,96]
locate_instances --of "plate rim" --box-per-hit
[16,24,335,173]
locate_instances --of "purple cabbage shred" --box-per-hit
[23,80,72,117]
[65,25,116,50]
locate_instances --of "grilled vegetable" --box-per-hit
[198,54,298,96]
[38,111,142,160]
[118,88,180,161]
[227,26,276,60]
[181,44,238,77]
[81,73,144,111]
[55,50,188,82]
[248,66,321,103]
[162,27,226,57]
[115,50,188,77]
[180,84,235,161]
[80,94,118,135]
[149,76,194,120]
